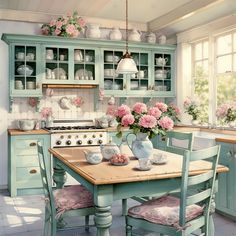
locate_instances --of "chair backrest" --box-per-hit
[37,142,57,216]
[166,131,194,151]
[179,145,220,228]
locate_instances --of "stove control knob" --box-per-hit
[87,140,93,145]
[66,140,71,145]
[56,140,62,145]
[77,140,82,145]
[99,134,103,137]
[60,135,64,139]
[98,139,103,144]
[68,135,72,139]
[92,134,96,138]
[83,134,87,138]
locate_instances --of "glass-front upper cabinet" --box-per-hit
[43,46,99,84]
[153,52,174,95]
[73,48,98,84]
[11,44,42,97]
[102,49,126,95]
[43,46,69,83]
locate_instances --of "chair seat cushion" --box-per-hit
[128,195,203,229]
[53,185,93,216]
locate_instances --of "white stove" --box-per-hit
[44,119,108,147]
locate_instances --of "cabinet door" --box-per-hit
[43,46,70,83]
[152,51,175,97]
[127,50,152,96]
[216,142,236,219]
[10,44,42,97]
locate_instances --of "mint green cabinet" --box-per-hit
[8,133,50,197]
[215,141,236,220]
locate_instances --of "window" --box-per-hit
[216,32,236,107]
[191,29,236,124]
[192,40,209,122]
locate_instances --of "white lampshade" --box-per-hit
[116,56,138,74]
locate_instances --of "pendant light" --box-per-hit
[116,0,138,74]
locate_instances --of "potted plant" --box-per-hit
[183,97,201,125]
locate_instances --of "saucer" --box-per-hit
[150,159,167,165]
[134,165,152,171]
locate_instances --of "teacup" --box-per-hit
[27,53,35,60]
[16,52,24,60]
[152,153,167,164]
[138,158,151,170]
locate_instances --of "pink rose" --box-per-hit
[121,114,135,127]
[155,102,168,112]
[66,24,76,35]
[72,29,79,37]
[117,104,131,118]
[77,17,85,27]
[41,107,52,119]
[106,105,117,117]
[133,102,147,114]
[147,107,162,119]
[139,115,157,128]
[54,28,61,35]
[158,116,174,130]
[56,20,63,29]
[183,98,191,108]
[49,19,56,27]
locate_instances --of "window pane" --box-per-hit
[216,55,232,73]
[234,33,236,52]
[234,53,236,71]
[194,61,202,76]
[202,60,208,75]
[217,74,236,106]
[203,41,208,58]
[195,43,202,60]
[217,34,232,55]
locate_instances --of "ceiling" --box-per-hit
[0,0,235,37]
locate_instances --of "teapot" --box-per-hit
[83,150,103,164]
[128,29,141,42]
[155,57,168,66]
[109,27,122,40]
[100,141,120,160]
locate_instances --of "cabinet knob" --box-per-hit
[29,142,36,147]
[29,169,37,174]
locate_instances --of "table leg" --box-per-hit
[53,163,67,189]
[94,205,112,236]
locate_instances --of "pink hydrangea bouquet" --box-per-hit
[183,97,200,120]
[41,11,85,37]
[40,107,53,119]
[116,102,174,139]
[216,102,236,123]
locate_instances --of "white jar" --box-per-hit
[86,24,101,39]
[146,32,156,44]
[158,35,166,44]
[109,27,122,40]
[128,29,141,42]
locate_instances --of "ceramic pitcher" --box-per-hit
[127,132,153,159]
[86,24,101,39]
[109,27,122,40]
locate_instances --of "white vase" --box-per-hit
[85,24,101,39]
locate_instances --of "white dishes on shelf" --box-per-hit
[104,69,118,77]
[155,70,167,79]
[154,85,167,91]
[26,81,36,89]
[105,54,120,63]
[130,81,139,89]
[53,68,67,80]
[15,80,23,90]
[17,65,33,76]
[75,69,93,80]
[104,80,113,89]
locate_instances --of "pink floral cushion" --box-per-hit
[53,185,93,217]
[128,195,203,230]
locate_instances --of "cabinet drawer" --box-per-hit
[14,140,38,155]
[16,154,39,167]
[16,167,42,187]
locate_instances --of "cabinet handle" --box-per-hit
[29,142,37,147]
[123,84,126,89]
[29,169,37,174]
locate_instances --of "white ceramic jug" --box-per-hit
[146,32,156,43]
[128,29,141,42]
[86,24,101,39]
[158,35,167,44]
[109,27,122,40]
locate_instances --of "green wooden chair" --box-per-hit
[165,130,194,152]
[122,131,194,215]
[126,145,220,236]
[37,142,95,236]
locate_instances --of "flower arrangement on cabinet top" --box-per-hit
[216,102,236,124]
[116,102,175,139]
[183,97,200,121]
[41,11,85,37]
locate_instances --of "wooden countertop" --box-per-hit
[8,129,49,135]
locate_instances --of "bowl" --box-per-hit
[17,119,36,131]
[17,65,33,76]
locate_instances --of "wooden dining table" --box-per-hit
[49,146,228,236]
